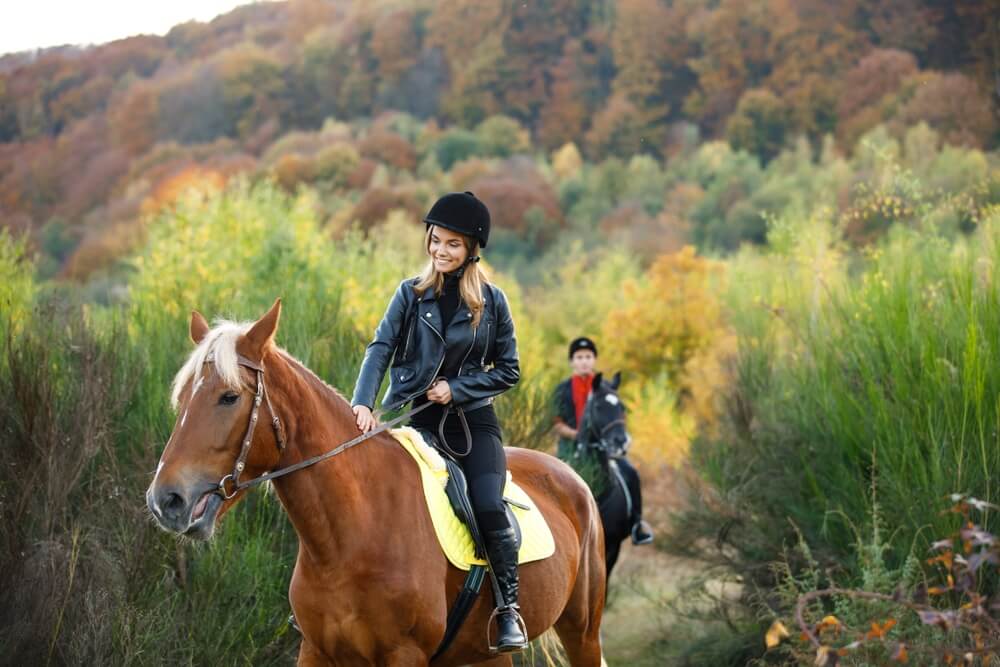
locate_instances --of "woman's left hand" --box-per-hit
[426,379,452,404]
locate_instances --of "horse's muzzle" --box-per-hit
[146,482,222,539]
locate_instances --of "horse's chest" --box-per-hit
[290,567,429,659]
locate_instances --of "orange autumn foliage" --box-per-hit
[141,166,226,216]
[601,246,727,386]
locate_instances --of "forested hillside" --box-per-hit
[1,0,995,280]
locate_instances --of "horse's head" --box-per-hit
[146,299,286,540]
[578,371,631,457]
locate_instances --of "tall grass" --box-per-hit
[0,182,580,664]
[668,201,1000,659]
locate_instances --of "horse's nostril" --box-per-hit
[160,489,187,518]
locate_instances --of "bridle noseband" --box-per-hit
[207,353,432,500]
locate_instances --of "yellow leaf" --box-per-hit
[765,620,790,648]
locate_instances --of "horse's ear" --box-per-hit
[239,298,282,361]
[190,310,210,345]
[591,372,603,392]
[611,371,621,389]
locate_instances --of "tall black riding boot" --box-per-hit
[484,527,528,653]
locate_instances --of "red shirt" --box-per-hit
[571,373,593,427]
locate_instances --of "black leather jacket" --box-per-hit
[351,277,520,411]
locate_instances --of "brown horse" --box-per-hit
[146,300,606,666]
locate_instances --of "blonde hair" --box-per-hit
[414,225,488,327]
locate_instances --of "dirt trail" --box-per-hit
[600,545,707,666]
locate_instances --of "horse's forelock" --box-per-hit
[170,320,252,409]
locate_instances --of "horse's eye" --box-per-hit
[218,392,240,406]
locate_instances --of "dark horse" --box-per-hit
[573,372,640,580]
[146,300,607,666]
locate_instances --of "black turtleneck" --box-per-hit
[438,272,461,332]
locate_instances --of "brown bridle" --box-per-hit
[211,353,433,500]
[212,352,287,499]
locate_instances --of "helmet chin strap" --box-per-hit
[449,255,480,279]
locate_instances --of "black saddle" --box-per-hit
[414,428,522,559]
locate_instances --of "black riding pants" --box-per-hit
[410,400,510,533]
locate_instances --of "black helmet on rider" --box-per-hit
[568,337,598,359]
[423,191,491,249]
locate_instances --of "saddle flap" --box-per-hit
[390,426,552,571]
[441,447,522,558]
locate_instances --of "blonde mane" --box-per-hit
[170,320,252,409]
[170,318,351,412]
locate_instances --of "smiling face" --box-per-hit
[427,225,471,274]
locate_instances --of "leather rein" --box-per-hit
[212,353,434,500]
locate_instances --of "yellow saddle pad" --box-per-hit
[391,426,556,571]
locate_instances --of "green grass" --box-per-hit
[667,204,1000,662]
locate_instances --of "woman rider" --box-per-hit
[350,191,527,653]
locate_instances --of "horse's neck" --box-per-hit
[266,353,407,566]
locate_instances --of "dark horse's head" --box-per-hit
[146,300,286,540]
[577,371,630,458]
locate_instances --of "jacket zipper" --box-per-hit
[457,318,477,378]
[480,322,489,367]
[399,316,447,404]
[402,316,415,359]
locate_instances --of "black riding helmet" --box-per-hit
[568,337,598,359]
[423,191,491,249]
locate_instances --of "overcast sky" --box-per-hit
[1,1,258,55]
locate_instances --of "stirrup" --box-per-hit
[287,613,301,633]
[486,605,529,654]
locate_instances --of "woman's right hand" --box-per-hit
[353,405,378,433]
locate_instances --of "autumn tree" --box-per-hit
[494,0,590,126]
[585,91,649,159]
[371,9,423,87]
[600,246,727,393]
[360,130,417,171]
[215,43,289,140]
[836,48,918,146]
[350,186,424,230]
[609,0,693,154]
[538,39,595,150]
[108,83,159,155]
[726,88,790,163]
[895,72,996,149]
[425,0,510,126]
[468,169,564,242]
[684,0,783,134]
[474,115,531,158]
